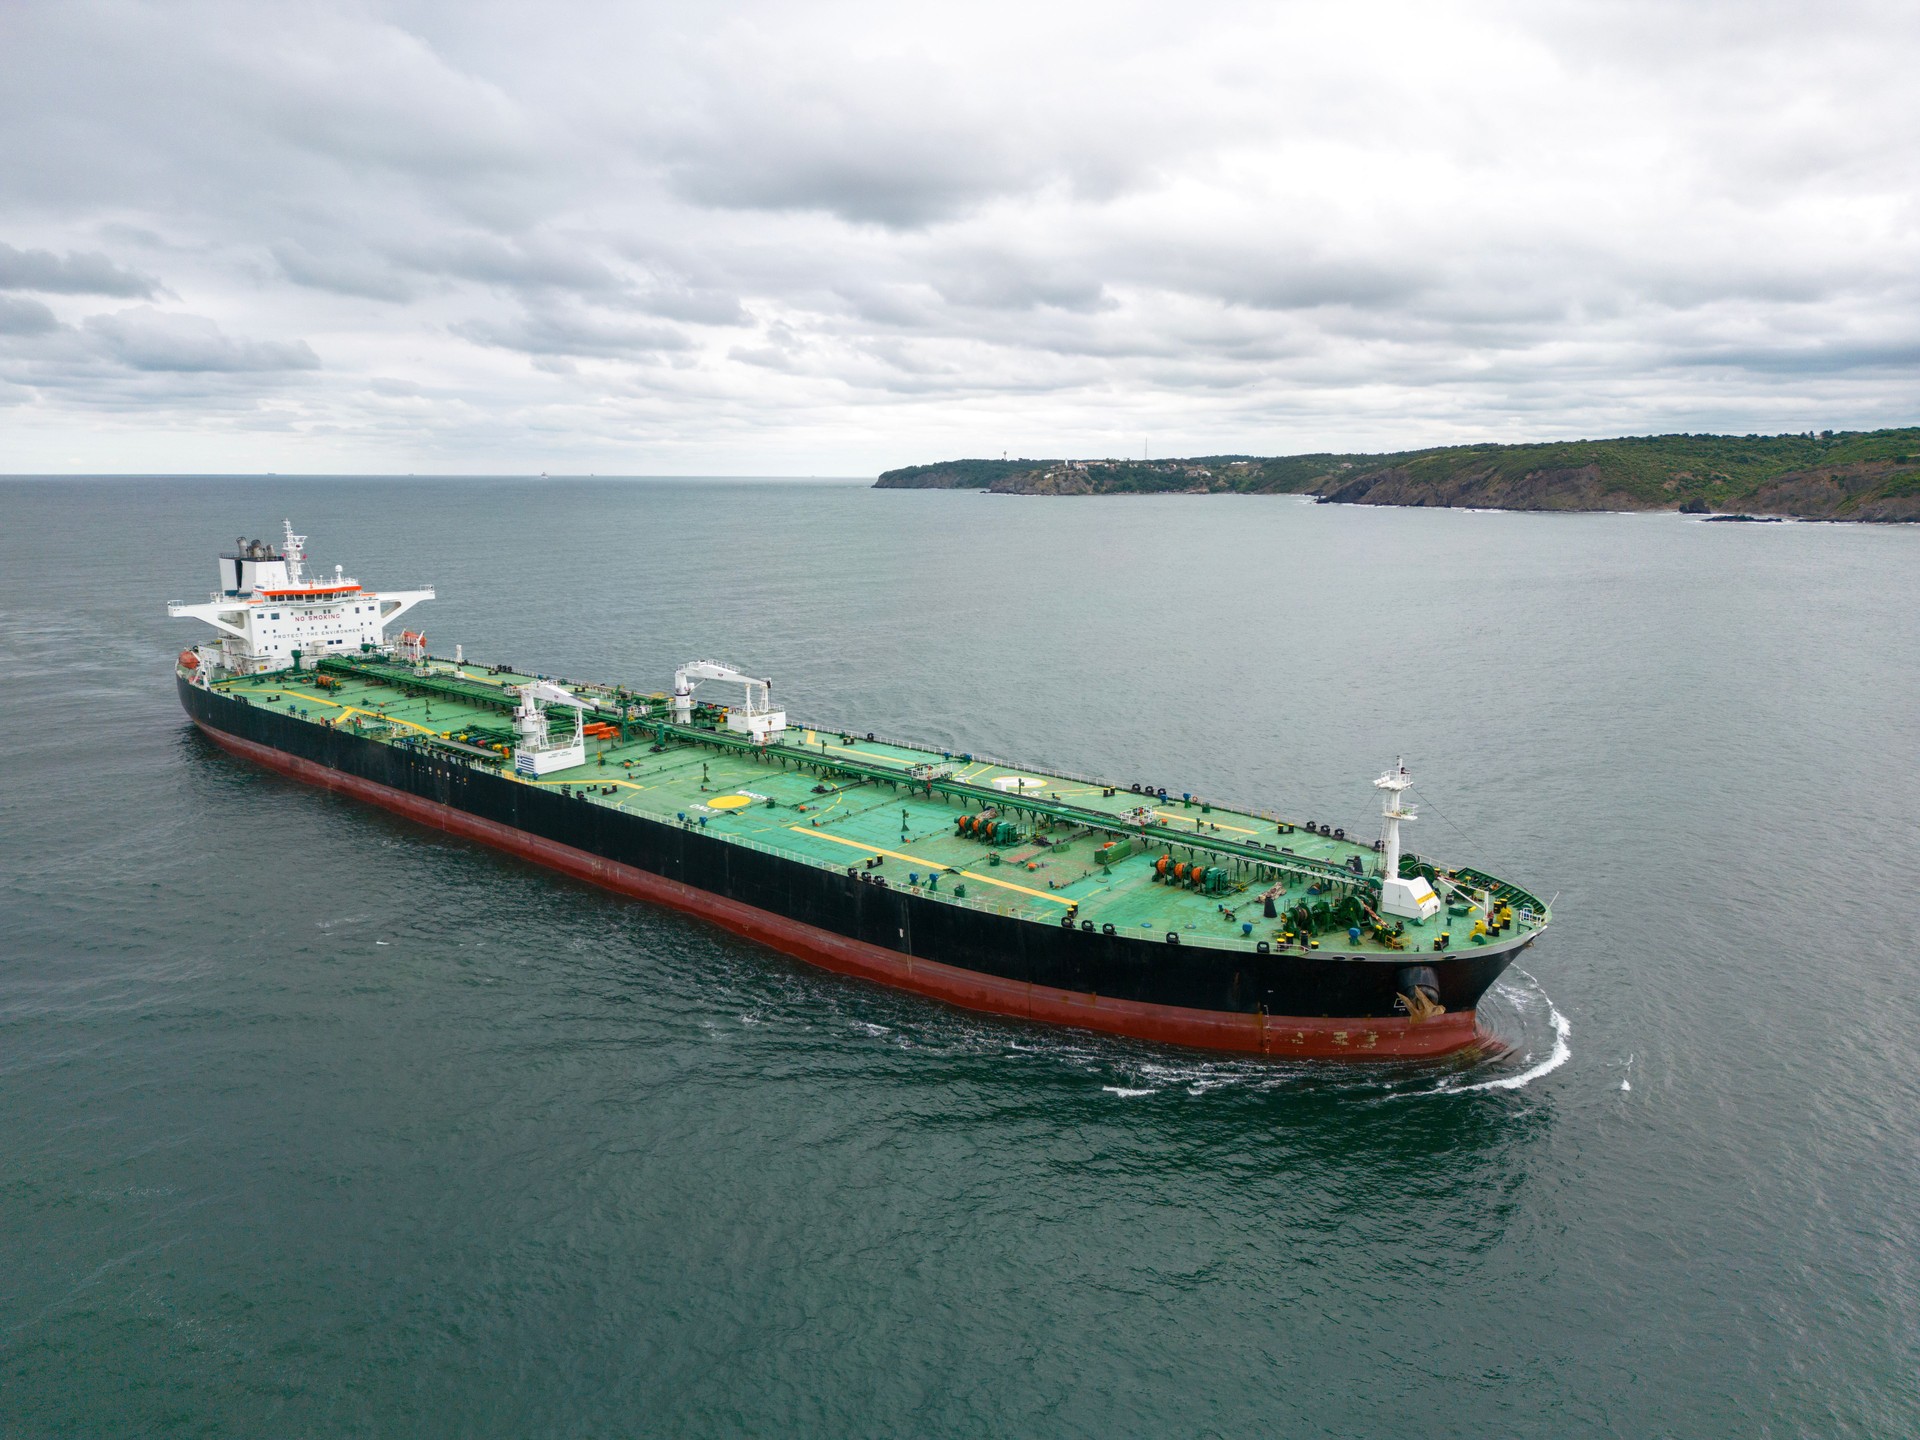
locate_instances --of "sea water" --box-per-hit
[2,477,1917,1436]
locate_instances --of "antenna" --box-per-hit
[281,519,308,586]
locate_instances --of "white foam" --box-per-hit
[1444,1006,1571,1093]
[1393,969,1572,1098]
[1102,1086,1157,1098]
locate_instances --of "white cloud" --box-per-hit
[0,0,1917,470]
[84,307,320,373]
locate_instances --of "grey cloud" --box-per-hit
[83,308,320,372]
[0,295,58,335]
[656,49,1147,229]
[929,254,1111,314]
[0,242,158,296]
[274,242,416,302]
[671,145,1034,229]
[3,0,1920,468]
[453,307,692,359]
[725,345,797,372]
[242,24,534,180]
[404,234,626,293]
[1216,262,1430,314]
[1675,339,1920,375]
[633,283,749,326]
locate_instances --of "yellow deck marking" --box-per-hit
[993,776,1047,793]
[1153,809,1259,835]
[790,827,1074,906]
[951,868,1076,905]
[707,794,753,809]
[293,691,441,735]
[818,741,919,766]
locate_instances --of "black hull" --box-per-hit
[179,677,1527,1054]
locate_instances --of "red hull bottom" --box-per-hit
[197,723,1489,1060]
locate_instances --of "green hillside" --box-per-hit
[873,458,1058,488]
[876,430,1920,520]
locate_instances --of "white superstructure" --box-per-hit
[168,521,433,679]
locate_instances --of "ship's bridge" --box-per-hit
[170,521,433,677]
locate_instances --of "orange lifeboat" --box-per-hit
[178,649,200,671]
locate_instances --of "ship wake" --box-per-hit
[1394,969,1570,1097]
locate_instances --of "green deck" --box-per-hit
[208,654,1549,957]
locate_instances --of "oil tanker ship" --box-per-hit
[170,523,1550,1059]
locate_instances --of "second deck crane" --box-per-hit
[671,660,787,743]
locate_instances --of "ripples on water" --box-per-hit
[3,478,1918,1437]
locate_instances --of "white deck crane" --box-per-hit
[513,679,590,777]
[671,660,786,744]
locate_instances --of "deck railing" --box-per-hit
[245,672,1547,955]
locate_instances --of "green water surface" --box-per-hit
[2,478,1916,1437]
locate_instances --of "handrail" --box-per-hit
[235,694,1547,958]
[292,658,1557,929]
[660,719,1374,894]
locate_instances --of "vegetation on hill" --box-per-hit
[873,458,1058,488]
[875,430,1920,520]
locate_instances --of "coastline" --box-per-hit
[874,431,1920,522]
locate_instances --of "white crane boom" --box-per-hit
[520,679,589,710]
[671,659,786,743]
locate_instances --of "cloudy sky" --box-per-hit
[2,0,1917,474]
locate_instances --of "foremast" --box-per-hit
[1375,758,1441,920]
